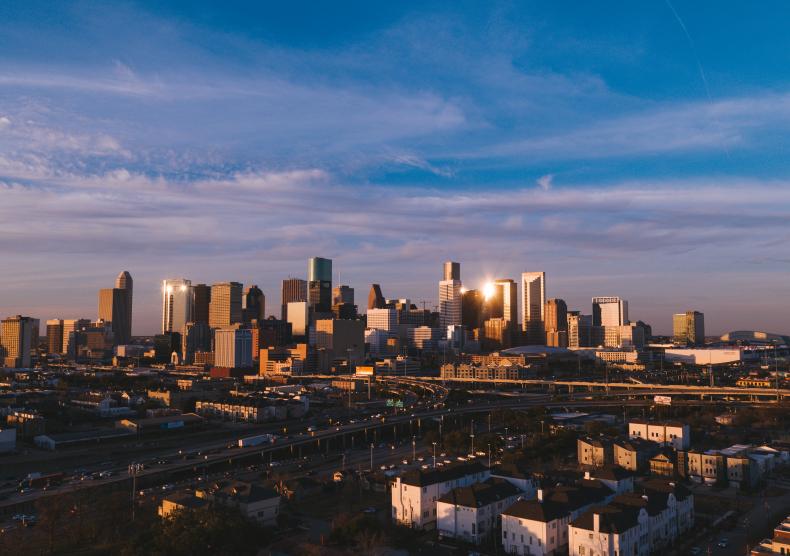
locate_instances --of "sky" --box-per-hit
[1,1,790,336]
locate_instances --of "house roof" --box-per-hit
[399,461,488,487]
[588,465,634,481]
[614,437,659,452]
[571,505,641,534]
[438,478,521,508]
[163,492,208,510]
[611,492,667,516]
[503,499,570,522]
[639,478,691,502]
[205,480,279,504]
[491,461,533,480]
[503,480,613,523]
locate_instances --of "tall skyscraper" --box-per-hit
[461,289,484,329]
[62,319,90,356]
[308,257,332,313]
[162,278,194,334]
[98,287,128,346]
[521,271,546,345]
[332,285,354,306]
[115,271,133,342]
[494,279,518,325]
[545,298,568,347]
[367,284,386,310]
[567,311,593,348]
[281,278,307,320]
[214,326,253,369]
[46,319,64,354]
[673,311,705,346]
[243,285,265,322]
[0,315,35,368]
[193,284,211,324]
[592,297,628,327]
[287,301,309,337]
[209,282,243,328]
[439,261,462,329]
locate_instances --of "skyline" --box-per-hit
[2,2,790,333]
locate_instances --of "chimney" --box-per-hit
[584,471,591,480]
[537,489,544,502]
[593,512,600,532]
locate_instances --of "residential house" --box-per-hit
[436,478,523,544]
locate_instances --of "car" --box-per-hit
[689,548,701,555]
[380,465,387,471]
[402,459,409,465]
[416,457,424,462]
[362,507,376,514]
[717,538,729,548]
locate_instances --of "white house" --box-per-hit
[501,481,614,556]
[491,462,539,499]
[392,461,490,529]
[569,505,649,556]
[583,466,634,495]
[628,420,690,450]
[436,478,522,544]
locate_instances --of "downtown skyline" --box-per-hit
[2,2,790,333]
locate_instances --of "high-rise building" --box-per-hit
[193,284,211,324]
[287,301,309,338]
[367,284,386,310]
[181,321,211,364]
[439,261,462,329]
[521,272,546,345]
[115,271,133,342]
[567,311,593,349]
[62,319,90,356]
[98,287,129,346]
[214,326,253,369]
[461,289,484,329]
[545,298,568,348]
[243,285,265,322]
[162,279,194,334]
[332,285,354,306]
[209,282,243,328]
[46,319,64,355]
[315,318,365,367]
[367,308,398,332]
[673,311,705,346]
[592,297,628,327]
[443,261,461,281]
[0,315,35,368]
[308,257,332,313]
[281,278,307,320]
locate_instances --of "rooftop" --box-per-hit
[438,478,521,508]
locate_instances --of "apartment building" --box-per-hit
[577,437,613,468]
[391,462,490,529]
[613,437,660,472]
[628,420,690,450]
[569,504,649,556]
[436,478,522,544]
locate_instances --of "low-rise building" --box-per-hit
[196,480,281,526]
[491,462,538,499]
[569,504,649,556]
[436,478,522,544]
[583,467,634,495]
[613,437,660,472]
[577,437,613,468]
[392,462,490,529]
[751,513,790,555]
[159,492,208,517]
[628,420,690,450]
[649,448,678,478]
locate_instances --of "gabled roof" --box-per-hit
[438,478,521,508]
[503,499,569,522]
[571,505,641,534]
[614,437,659,452]
[399,461,488,487]
[588,465,634,481]
[639,478,691,502]
[208,481,279,504]
[491,461,534,480]
[503,480,613,523]
[611,492,666,516]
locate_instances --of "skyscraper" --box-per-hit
[46,319,64,354]
[367,284,386,310]
[62,319,90,356]
[521,271,546,345]
[461,289,484,329]
[115,271,133,343]
[281,278,307,320]
[162,278,194,334]
[332,285,354,305]
[673,311,705,346]
[193,284,211,324]
[308,257,332,313]
[209,282,243,328]
[567,311,593,348]
[0,315,35,368]
[592,297,628,327]
[545,298,568,348]
[439,261,462,329]
[98,287,128,346]
[243,285,266,322]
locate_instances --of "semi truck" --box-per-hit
[237,434,277,448]
[19,472,64,490]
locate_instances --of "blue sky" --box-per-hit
[1,1,790,335]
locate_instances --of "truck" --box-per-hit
[19,472,64,490]
[653,395,672,406]
[237,434,277,448]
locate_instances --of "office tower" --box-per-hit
[368,284,386,310]
[98,287,128,346]
[154,332,181,364]
[366,307,398,331]
[115,271,133,342]
[259,316,292,348]
[483,317,513,351]
[567,311,593,349]
[46,319,64,354]
[243,285,265,322]
[545,298,568,348]
[673,311,705,346]
[0,315,34,368]
[592,296,628,327]
[214,327,253,369]
[181,321,211,364]
[439,261,462,329]
[618,323,646,349]
[209,282,243,328]
[62,319,90,356]
[162,279,194,334]
[287,301,309,337]
[443,261,460,281]
[332,285,354,306]
[281,278,307,320]
[193,284,211,324]
[332,302,357,320]
[315,319,365,367]
[308,257,332,313]
[521,271,546,345]
[495,279,518,324]
[462,289,484,329]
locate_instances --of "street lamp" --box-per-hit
[369,443,374,471]
[128,462,143,521]
[432,441,437,468]
[488,443,491,468]
[412,436,416,462]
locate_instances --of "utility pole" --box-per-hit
[412,436,416,462]
[369,443,374,471]
[488,443,491,468]
[432,442,437,468]
[128,462,143,521]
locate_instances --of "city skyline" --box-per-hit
[2,2,790,334]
